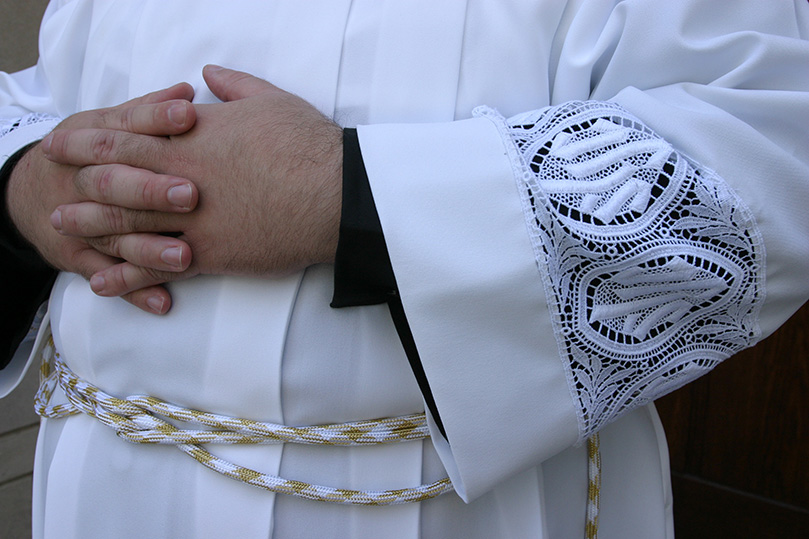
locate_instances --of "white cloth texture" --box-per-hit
[1,0,808,538]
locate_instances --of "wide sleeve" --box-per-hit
[356,0,809,501]
[0,0,77,384]
[1,0,85,189]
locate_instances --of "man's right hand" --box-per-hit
[5,83,199,314]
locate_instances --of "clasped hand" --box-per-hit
[8,66,343,314]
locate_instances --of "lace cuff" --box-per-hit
[0,113,60,164]
[476,101,765,442]
[0,113,57,137]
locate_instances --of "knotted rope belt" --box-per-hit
[34,332,600,530]
[34,336,450,505]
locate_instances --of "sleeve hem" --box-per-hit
[358,118,579,501]
[0,118,59,165]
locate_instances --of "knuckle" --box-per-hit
[128,266,172,292]
[85,235,104,250]
[73,167,91,197]
[144,267,170,282]
[93,165,116,200]
[89,108,108,129]
[137,241,154,265]
[91,130,118,162]
[71,250,100,279]
[139,176,162,207]
[74,262,96,280]
[128,209,149,232]
[101,204,127,233]
[120,107,134,132]
[110,264,133,292]
[88,235,119,257]
[153,102,168,127]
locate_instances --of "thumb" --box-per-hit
[202,65,276,102]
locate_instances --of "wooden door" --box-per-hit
[656,302,809,538]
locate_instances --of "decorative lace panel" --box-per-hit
[476,102,764,442]
[0,113,59,140]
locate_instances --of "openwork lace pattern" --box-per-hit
[0,113,58,140]
[476,102,764,441]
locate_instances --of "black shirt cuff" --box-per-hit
[331,128,397,307]
[1,142,58,369]
[330,128,447,439]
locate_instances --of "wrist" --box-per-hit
[2,141,41,251]
[311,120,343,265]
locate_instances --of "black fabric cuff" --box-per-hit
[331,128,397,307]
[330,128,447,439]
[1,141,58,369]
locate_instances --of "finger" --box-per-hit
[49,83,194,138]
[67,244,175,315]
[87,234,192,273]
[202,64,275,102]
[121,286,173,315]
[75,164,198,212]
[65,243,126,279]
[89,260,196,298]
[126,82,195,106]
[96,99,196,135]
[42,128,166,168]
[52,202,179,237]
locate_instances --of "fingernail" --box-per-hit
[41,134,52,155]
[206,64,223,72]
[90,274,106,294]
[167,184,193,209]
[50,209,62,230]
[160,246,184,269]
[168,103,187,126]
[147,296,166,314]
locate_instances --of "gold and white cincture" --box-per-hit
[34,334,450,505]
[586,433,602,538]
[34,327,600,535]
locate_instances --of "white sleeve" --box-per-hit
[0,0,86,164]
[0,307,50,399]
[0,62,62,167]
[0,0,73,393]
[357,0,809,501]
[0,110,60,396]
[0,0,71,161]
[0,111,60,164]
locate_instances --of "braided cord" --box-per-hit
[37,358,429,447]
[34,336,453,505]
[585,434,602,538]
[34,331,602,520]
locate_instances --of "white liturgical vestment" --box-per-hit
[1,1,808,538]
